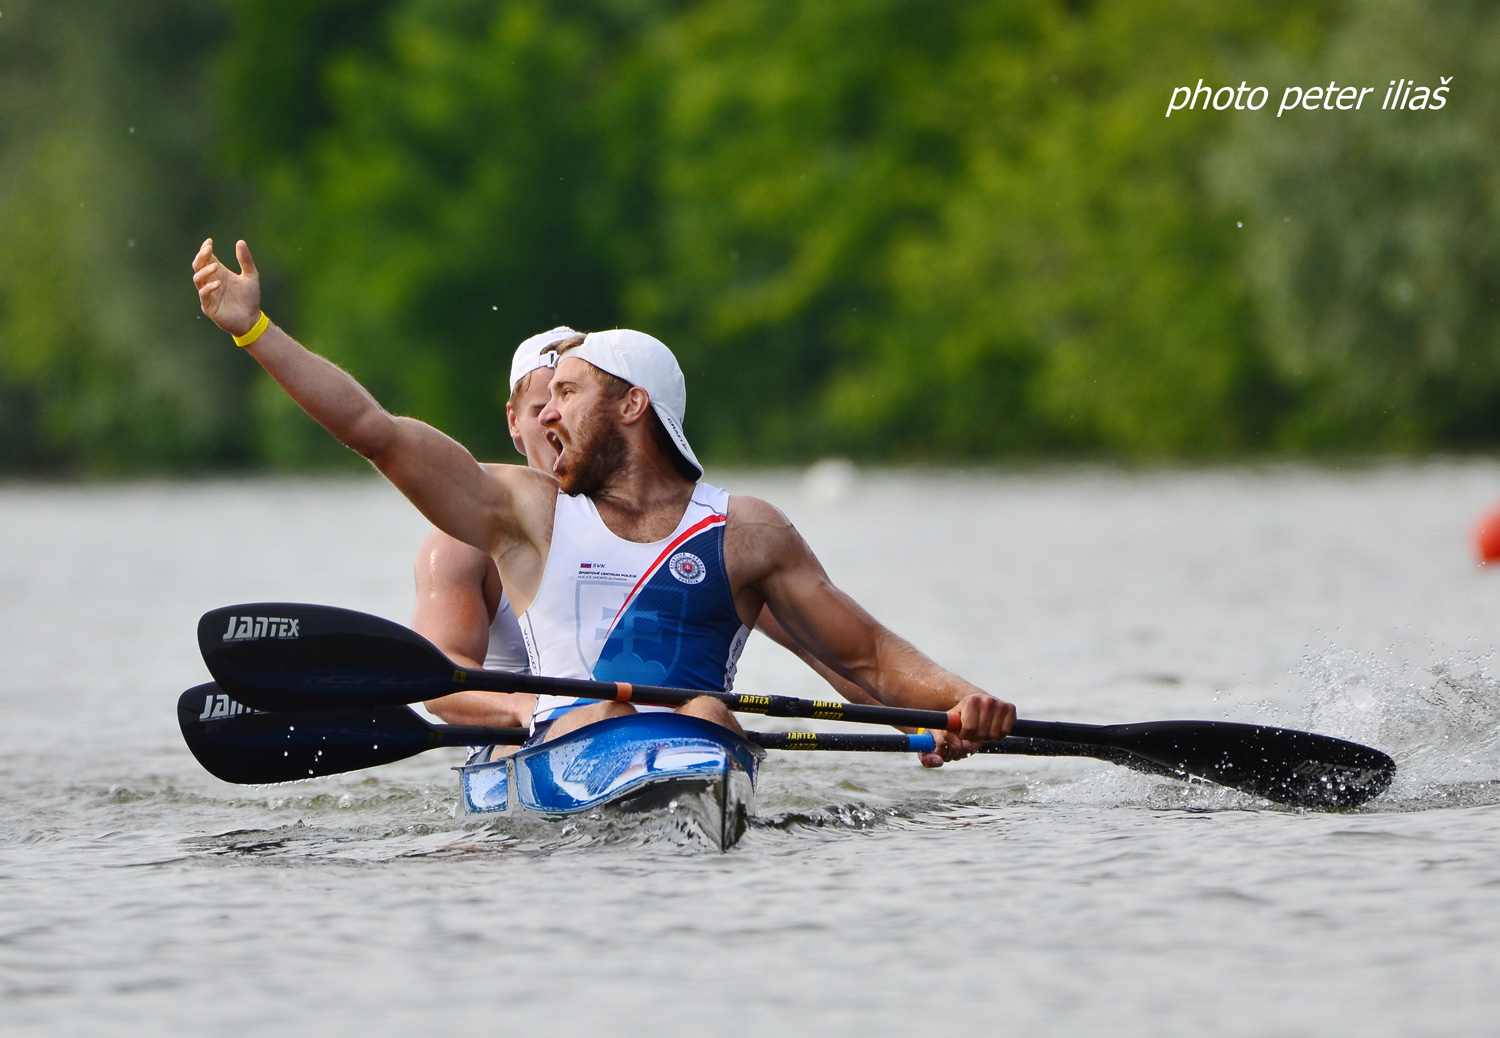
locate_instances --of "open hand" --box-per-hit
[192,238,261,337]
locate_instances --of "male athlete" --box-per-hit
[416,329,891,758]
[192,239,1015,760]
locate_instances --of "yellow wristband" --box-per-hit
[233,311,271,348]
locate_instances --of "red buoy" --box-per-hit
[1475,504,1500,565]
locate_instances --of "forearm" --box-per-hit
[776,581,983,712]
[245,325,398,459]
[858,631,987,713]
[730,493,1012,750]
[425,690,535,728]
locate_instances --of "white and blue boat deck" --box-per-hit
[457,713,764,850]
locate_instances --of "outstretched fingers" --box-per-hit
[192,237,215,271]
[235,240,258,279]
[190,236,262,334]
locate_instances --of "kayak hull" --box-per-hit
[457,712,763,851]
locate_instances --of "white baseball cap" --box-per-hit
[566,328,703,480]
[509,326,579,394]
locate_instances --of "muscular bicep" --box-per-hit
[755,606,882,707]
[246,326,533,557]
[730,500,884,688]
[375,417,536,555]
[730,496,964,712]
[759,555,886,686]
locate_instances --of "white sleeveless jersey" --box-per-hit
[483,590,530,672]
[519,483,751,727]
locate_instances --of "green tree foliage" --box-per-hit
[220,0,1332,465]
[637,1,1331,459]
[1211,0,1500,450]
[2,0,1495,473]
[0,0,248,473]
[215,0,666,465]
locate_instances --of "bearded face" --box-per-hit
[553,395,628,497]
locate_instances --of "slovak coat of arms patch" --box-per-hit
[668,550,707,585]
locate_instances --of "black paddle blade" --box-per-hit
[1104,720,1396,809]
[177,682,442,784]
[199,603,456,711]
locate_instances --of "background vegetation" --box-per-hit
[1,0,1495,473]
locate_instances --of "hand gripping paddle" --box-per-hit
[199,603,1396,807]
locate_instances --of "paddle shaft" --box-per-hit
[196,601,1235,745]
[452,665,988,733]
[449,667,1157,752]
[179,680,1171,786]
[420,721,1164,771]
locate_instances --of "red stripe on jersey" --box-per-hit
[606,513,727,632]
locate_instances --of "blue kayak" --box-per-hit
[456,712,765,850]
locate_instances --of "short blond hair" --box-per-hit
[509,333,586,409]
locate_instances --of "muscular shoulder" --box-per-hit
[724,495,809,584]
[725,495,794,535]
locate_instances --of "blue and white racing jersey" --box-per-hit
[518,483,750,728]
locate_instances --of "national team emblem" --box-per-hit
[668,551,706,585]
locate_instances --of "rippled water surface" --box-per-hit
[5,465,1500,1035]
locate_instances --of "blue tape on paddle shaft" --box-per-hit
[909,733,936,753]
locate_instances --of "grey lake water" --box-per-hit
[4,464,1500,1035]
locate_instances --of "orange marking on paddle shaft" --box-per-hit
[946,710,962,733]
[616,682,633,703]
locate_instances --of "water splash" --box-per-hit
[1296,649,1500,810]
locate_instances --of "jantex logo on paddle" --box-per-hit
[221,615,300,642]
[198,692,264,721]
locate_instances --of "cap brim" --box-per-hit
[651,402,703,480]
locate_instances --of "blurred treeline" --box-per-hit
[2,0,1497,474]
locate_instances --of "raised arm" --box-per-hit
[727,496,1015,757]
[191,238,548,557]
